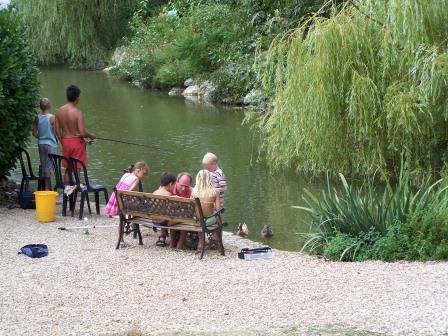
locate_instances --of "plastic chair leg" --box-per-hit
[86,194,92,214]
[70,192,77,217]
[95,192,100,214]
[79,193,85,220]
[62,194,68,216]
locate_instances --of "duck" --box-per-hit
[236,223,249,237]
[261,224,273,238]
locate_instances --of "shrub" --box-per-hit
[0,9,40,179]
[116,2,251,89]
[325,232,361,261]
[113,0,327,99]
[298,171,448,261]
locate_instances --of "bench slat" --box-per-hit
[123,211,200,225]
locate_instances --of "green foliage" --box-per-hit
[116,2,245,88]
[325,232,361,261]
[250,0,448,176]
[13,0,137,69]
[115,0,326,97]
[0,9,40,179]
[298,170,448,261]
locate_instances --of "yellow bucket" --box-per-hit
[34,191,58,222]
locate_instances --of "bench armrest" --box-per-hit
[203,207,224,221]
[202,208,227,228]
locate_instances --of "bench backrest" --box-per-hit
[115,190,204,225]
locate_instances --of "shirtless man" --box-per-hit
[54,85,95,182]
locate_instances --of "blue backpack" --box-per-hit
[19,244,48,258]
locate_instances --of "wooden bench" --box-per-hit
[115,189,226,259]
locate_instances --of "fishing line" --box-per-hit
[95,136,166,151]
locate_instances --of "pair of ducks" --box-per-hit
[236,223,273,238]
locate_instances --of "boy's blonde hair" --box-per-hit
[192,170,217,199]
[202,152,218,165]
[39,97,50,110]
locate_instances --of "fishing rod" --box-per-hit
[95,136,164,151]
[58,224,118,230]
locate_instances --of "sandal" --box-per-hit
[207,240,220,250]
[156,236,166,247]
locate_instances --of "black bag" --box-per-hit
[18,191,36,209]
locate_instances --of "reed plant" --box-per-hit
[296,170,448,261]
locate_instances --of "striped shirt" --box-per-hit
[210,167,227,207]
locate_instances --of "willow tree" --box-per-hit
[251,0,448,176]
[13,0,136,68]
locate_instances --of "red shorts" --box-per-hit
[61,137,87,169]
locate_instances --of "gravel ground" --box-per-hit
[1,205,448,336]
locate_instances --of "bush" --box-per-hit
[113,0,327,99]
[116,2,245,89]
[0,9,40,179]
[325,232,361,261]
[298,171,448,261]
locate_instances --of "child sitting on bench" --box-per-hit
[105,162,149,217]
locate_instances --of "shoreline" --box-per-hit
[1,205,447,335]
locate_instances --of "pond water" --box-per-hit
[16,67,325,251]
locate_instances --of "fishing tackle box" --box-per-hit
[238,247,274,260]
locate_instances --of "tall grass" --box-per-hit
[296,170,448,261]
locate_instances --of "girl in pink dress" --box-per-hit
[105,162,149,217]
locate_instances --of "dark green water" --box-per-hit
[17,67,324,251]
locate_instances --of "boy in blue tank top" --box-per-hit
[32,98,57,190]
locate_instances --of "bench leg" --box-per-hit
[136,224,143,245]
[218,228,225,256]
[116,219,124,249]
[199,231,206,260]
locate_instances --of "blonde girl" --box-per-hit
[191,169,220,250]
[105,162,149,217]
